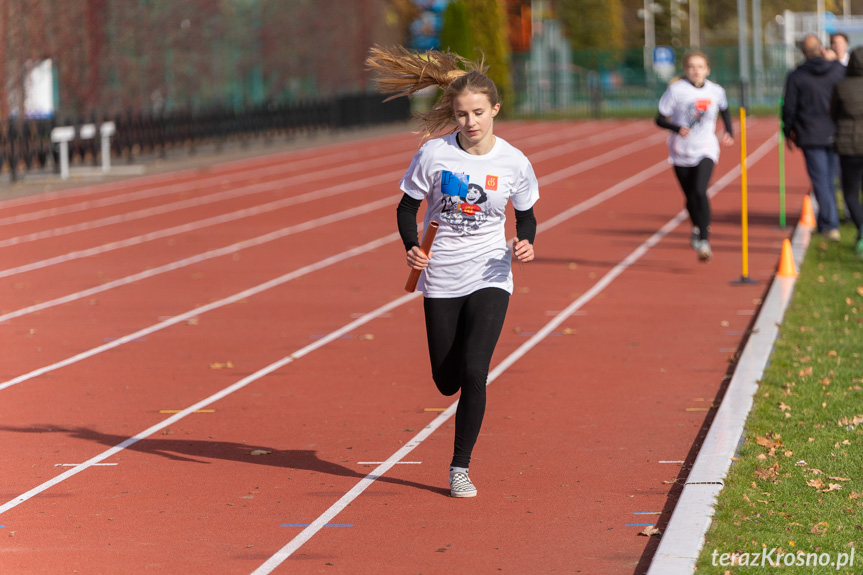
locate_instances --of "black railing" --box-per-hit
[0,93,410,181]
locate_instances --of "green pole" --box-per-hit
[778,98,786,229]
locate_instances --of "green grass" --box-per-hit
[695,222,863,574]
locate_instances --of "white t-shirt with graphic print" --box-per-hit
[399,133,539,298]
[658,78,728,167]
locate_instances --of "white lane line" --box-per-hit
[0,162,405,248]
[0,232,400,391]
[55,463,118,467]
[0,135,418,215]
[0,122,634,242]
[0,171,401,279]
[0,127,667,318]
[249,134,778,574]
[0,132,775,532]
[0,291,421,516]
[356,462,421,465]
[0,195,399,324]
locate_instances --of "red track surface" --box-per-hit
[0,120,809,574]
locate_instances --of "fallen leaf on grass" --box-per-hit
[849,492,862,500]
[808,478,826,490]
[799,366,814,377]
[857,286,863,297]
[779,402,791,411]
[811,521,829,534]
[838,415,863,428]
[756,435,782,449]
[754,463,780,482]
[829,477,852,482]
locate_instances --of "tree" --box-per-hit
[439,0,476,58]
[455,0,514,112]
[556,0,625,52]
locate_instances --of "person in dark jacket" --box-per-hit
[831,46,863,258]
[782,34,846,240]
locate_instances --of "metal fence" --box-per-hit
[510,44,796,118]
[0,94,410,182]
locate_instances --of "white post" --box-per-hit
[100,122,115,173]
[50,126,76,180]
[690,0,700,47]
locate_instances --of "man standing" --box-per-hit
[832,32,850,67]
[782,34,846,240]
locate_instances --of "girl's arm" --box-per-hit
[396,193,422,251]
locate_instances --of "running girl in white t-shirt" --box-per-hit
[367,45,539,498]
[656,50,734,261]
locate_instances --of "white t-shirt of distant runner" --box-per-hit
[658,78,728,167]
[399,133,540,298]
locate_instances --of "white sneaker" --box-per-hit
[449,472,477,498]
[697,240,712,262]
[690,227,700,250]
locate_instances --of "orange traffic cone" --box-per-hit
[800,195,816,228]
[777,238,797,277]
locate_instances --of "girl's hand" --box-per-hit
[720,132,734,146]
[678,126,691,137]
[512,239,534,263]
[406,246,431,270]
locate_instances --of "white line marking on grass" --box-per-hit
[249,134,778,575]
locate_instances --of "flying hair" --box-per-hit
[366,45,498,138]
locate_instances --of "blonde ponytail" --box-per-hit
[366,45,498,138]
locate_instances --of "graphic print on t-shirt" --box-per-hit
[440,170,488,234]
[686,98,713,129]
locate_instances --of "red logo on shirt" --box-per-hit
[695,99,711,112]
[485,175,498,190]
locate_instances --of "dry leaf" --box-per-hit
[209,361,234,370]
[811,521,829,534]
[779,402,791,411]
[248,450,273,456]
[638,525,661,537]
[849,492,862,500]
[829,477,852,482]
[754,463,780,482]
[857,286,863,297]
[799,366,814,377]
[358,334,375,340]
[807,478,826,490]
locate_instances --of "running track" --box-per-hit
[0,119,809,574]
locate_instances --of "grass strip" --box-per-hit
[695,222,863,574]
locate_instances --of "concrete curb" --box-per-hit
[646,223,813,574]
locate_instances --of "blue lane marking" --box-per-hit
[626,523,655,527]
[281,524,353,527]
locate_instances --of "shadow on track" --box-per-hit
[1,425,449,497]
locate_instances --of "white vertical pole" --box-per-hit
[737,0,749,108]
[752,0,763,103]
[690,0,700,48]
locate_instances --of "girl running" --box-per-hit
[655,50,734,261]
[366,46,539,498]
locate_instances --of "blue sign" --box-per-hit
[653,46,675,66]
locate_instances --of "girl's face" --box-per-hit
[684,56,710,87]
[453,91,499,150]
[465,187,481,203]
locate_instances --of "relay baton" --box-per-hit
[405,221,439,293]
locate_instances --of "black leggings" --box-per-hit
[840,155,863,237]
[674,158,715,241]
[423,287,509,468]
